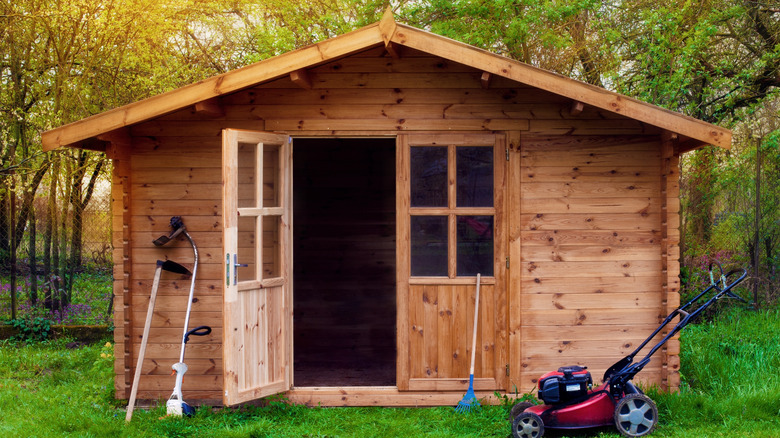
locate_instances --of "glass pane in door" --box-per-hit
[410,215,448,276]
[456,146,493,207]
[456,215,493,276]
[410,147,447,207]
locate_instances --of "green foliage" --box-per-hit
[680,307,780,396]
[400,0,612,83]
[9,317,51,342]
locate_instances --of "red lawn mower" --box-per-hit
[510,264,748,438]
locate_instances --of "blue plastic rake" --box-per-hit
[455,274,481,413]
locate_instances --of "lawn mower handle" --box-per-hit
[604,265,748,390]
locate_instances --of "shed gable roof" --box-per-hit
[42,10,731,151]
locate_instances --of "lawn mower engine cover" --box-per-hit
[538,366,593,405]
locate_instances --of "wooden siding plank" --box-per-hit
[226,87,569,106]
[521,151,661,168]
[520,309,663,326]
[521,293,662,310]
[520,197,661,214]
[521,181,660,199]
[520,166,660,183]
[265,118,529,132]
[178,103,563,121]
[408,378,497,391]
[521,324,662,341]
[520,230,660,246]
[521,276,659,295]
[521,245,661,261]
[520,213,661,231]
[521,135,661,152]
[520,260,662,277]
[529,119,661,135]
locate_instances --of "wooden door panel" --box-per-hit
[223,129,291,406]
[407,283,498,390]
[397,133,507,392]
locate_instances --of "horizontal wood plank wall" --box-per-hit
[511,134,666,393]
[208,46,659,137]
[125,136,231,401]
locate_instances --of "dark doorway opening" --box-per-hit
[293,138,396,387]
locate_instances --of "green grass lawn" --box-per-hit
[1,307,778,437]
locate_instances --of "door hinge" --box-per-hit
[506,363,510,377]
[506,147,510,161]
[506,257,510,269]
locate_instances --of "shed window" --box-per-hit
[409,143,495,278]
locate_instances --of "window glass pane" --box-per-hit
[237,142,257,208]
[456,146,493,207]
[457,215,493,276]
[410,216,448,276]
[237,215,257,282]
[411,146,447,207]
[262,215,280,279]
[263,143,280,208]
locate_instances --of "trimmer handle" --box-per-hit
[170,216,184,230]
[184,325,212,344]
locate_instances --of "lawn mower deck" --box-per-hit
[511,264,747,438]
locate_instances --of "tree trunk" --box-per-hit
[43,156,57,310]
[29,208,37,305]
[9,185,17,320]
[0,189,8,265]
[59,155,71,307]
[688,147,717,246]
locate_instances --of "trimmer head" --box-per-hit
[153,216,186,246]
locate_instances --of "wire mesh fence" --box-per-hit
[679,133,780,309]
[1,172,113,324]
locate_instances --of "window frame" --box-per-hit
[407,137,499,280]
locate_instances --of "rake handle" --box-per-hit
[469,274,481,375]
[126,261,164,421]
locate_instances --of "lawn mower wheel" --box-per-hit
[613,393,658,437]
[512,411,545,438]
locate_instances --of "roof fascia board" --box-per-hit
[390,23,731,150]
[42,22,385,151]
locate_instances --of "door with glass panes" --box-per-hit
[397,134,507,392]
[222,129,292,405]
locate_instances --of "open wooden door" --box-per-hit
[222,129,292,406]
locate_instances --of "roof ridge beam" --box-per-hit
[379,7,401,58]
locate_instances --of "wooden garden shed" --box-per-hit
[43,11,731,407]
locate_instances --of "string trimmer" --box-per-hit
[153,216,212,416]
